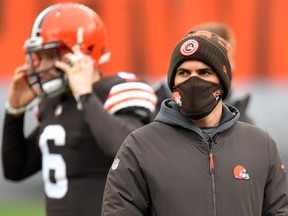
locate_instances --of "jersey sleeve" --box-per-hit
[79,75,157,157]
[103,81,157,119]
[2,113,41,181]
[79,92,149,157]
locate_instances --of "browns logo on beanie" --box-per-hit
[167,30,232,100]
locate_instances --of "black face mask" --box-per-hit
[172,76,223,120]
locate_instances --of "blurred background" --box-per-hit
[1,0,288,215]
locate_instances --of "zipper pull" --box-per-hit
[209,152,215,174]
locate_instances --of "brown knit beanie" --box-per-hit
[167,30,232,99]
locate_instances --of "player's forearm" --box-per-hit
[80,93,144,157]
[2,113,41,180]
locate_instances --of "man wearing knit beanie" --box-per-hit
[167,30,232,100]
[153,23,254,125]
[101,29,288,215]
[165,30,232,121]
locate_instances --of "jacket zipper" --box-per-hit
[207,138,217,216]
[209,151,215,174]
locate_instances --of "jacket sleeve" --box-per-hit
[2,113,41,181]
[101,134,150,215]
[80,93,150,157]
[262,134,288,215]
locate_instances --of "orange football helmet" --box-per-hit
[25,2,110,65]
[24,3,110,99]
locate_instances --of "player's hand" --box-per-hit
[55,45,100,97]
[8,64,37,108]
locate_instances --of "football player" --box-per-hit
[2,3,157,216]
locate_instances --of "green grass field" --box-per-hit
[0,201,45,216]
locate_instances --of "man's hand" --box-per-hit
[55,45,100,97]
[8,64,36,109]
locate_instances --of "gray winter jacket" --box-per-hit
[102,99,288,216]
